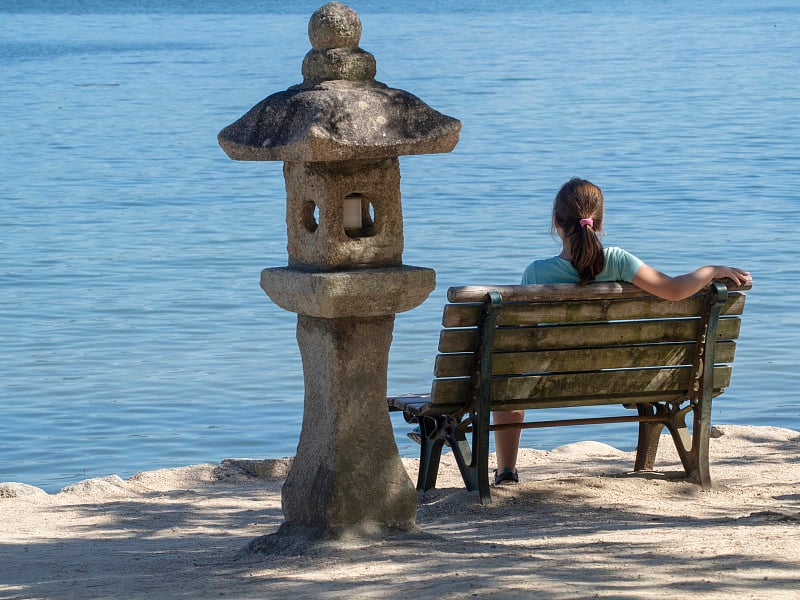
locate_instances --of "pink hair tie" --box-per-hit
[579,218,594,229]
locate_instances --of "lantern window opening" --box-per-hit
[302,200,319,234]
[344,192,376,239]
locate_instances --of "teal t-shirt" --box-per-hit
[521,246,644,284]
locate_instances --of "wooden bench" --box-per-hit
[389,280,751,503]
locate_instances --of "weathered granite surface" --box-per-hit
[281,158,405,270]
[218,1,461,163]
[218,2,460,544]
[261,266,436,319]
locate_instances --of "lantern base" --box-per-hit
[241,520,424,557]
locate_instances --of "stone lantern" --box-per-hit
[218,2,460,542]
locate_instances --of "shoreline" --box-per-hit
[2,424,799,599]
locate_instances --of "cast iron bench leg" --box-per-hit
[416,416,444,491]
[665,403,712,487]
[446,422,477,492]
[634,403,666,471]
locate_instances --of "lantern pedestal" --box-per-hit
[260,266,435,537]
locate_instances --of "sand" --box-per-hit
[1,424,798,599]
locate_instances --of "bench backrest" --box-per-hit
[427,281,749,414]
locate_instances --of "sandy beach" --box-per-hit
[1,424,798,599]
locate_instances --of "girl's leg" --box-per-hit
[493,410,525,473]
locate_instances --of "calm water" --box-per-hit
[2,1,798,492]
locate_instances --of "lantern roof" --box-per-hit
[218,2,461,162]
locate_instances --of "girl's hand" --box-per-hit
[711,266,752,286]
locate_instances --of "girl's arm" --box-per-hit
[631,264,752,302]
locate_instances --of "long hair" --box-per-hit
[552,178,605,284]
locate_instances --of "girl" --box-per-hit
[493,177,751,485]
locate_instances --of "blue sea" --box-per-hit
[2,0,798,492]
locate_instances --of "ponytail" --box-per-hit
[571,222,605,284]
[552,178,606,284]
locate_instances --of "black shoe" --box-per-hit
[493,467,519,485]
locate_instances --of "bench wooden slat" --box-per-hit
[449,282,650,302]
[388,394,462,420]
[433,340,738,377]
[439,317,742,353]
[447,280,752,303]
[442,293,747,328]
[429,365,732,407]
[389,388,729,419]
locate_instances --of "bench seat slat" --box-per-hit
[434,340,738,378]
[388,394,465,421]
[439,317,742,353]
[389,389,727,419]
[442,293,747,328]
[388,394,432,413]
[430,365,732,406]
